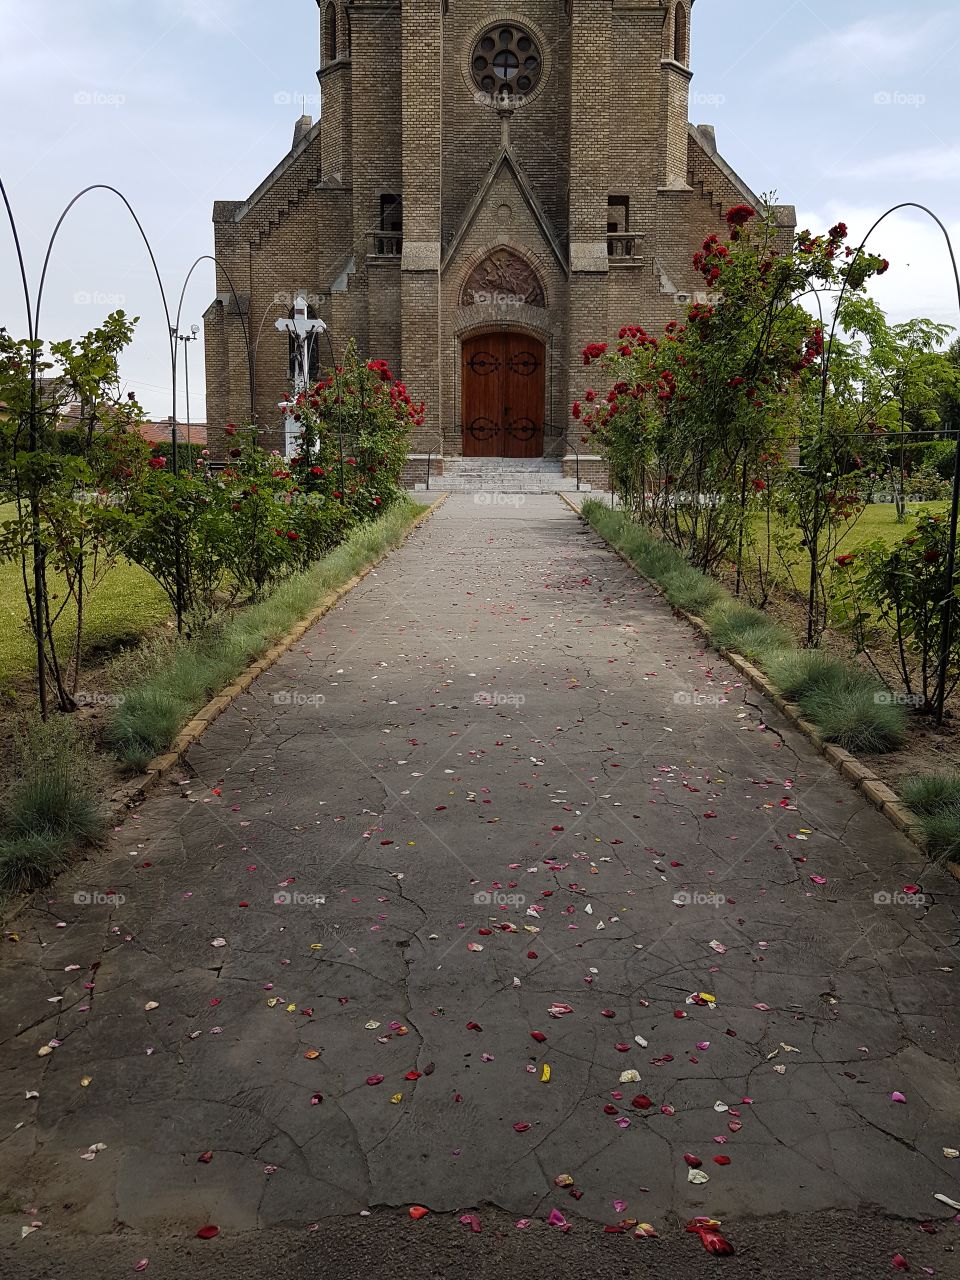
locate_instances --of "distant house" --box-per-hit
[137,419,208,448]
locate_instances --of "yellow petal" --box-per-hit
[285,1003,297,1013]
[304,1048,321,1060]
[309,943,324,951]
[390,1093,403,1104]
[540,1063,551,1082]
[80,1076,92,1087]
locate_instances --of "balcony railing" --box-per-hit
[367,231,403,259]
[607,232,645,263]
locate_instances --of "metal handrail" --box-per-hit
[544,422,580,490]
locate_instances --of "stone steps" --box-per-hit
[436,459,587,493]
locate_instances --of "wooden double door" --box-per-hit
[461,332,545,458]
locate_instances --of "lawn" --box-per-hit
[0,526,170,688]
[751,499,950,595]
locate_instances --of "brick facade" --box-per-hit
[204,0,794,468]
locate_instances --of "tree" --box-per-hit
[0,313,147,710]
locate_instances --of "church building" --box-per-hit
[203,0,794,486]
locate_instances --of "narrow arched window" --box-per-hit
[324,3,338,63]
[674,2,688,64]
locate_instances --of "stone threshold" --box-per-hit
[559,491,960,885]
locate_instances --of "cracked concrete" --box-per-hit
[1,495,959,1273]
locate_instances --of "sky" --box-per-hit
[0,0,957,421]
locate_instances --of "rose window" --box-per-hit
[471,25,542,99]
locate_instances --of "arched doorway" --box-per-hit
[461,332,545,458]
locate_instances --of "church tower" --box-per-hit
[204,0,794,485]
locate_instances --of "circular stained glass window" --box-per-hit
[471,24,542,101]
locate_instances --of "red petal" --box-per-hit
[683,1153,702,1167]
[366,1074,384,1085]
[892,1256,911,1272]
[513,1121,531,1132]
[197,1151,213,1163]
[632,1095,653,1110]
[530,1031,547,1042]
[196,1225,220,1239]
[409,1205,429,1220]
[603,1104,619,1115]
[713,1155,731,1165]
[601,1009,616,1018]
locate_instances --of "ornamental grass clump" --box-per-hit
[0,717,104,896]
[900,775,960,865]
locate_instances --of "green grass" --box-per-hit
[755,501,950,594]
[795,667,906,753]
[0,716,105,897]
[0,503,170,688]
[580,499,907,755]
[763,648,853,700]
[900,775,960,865]
[705,602,792,663]
[901,774,960,814]
[107,501,426,771]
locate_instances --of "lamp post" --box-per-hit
[174,323,200,452]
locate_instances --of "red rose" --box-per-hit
[148,456,166,469]
[225,424,237,436]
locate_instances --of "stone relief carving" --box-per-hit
[460,248,546,308]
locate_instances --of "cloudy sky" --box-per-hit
[0,0,956,421]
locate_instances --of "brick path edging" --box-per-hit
[106,496,448,822]
[559,492,960,884]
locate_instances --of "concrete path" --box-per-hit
[2,496,959,1275]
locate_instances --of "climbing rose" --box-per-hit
[726,204,756,229]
